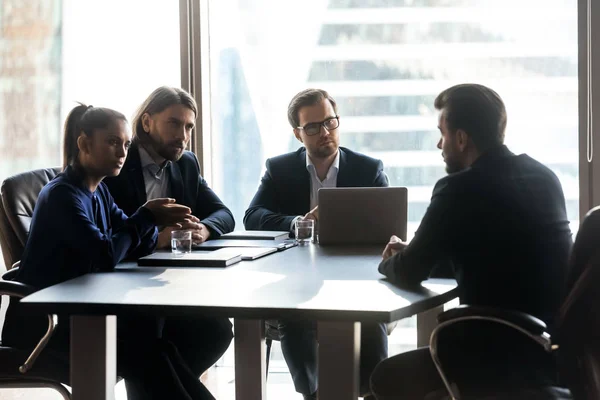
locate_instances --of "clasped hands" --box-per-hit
[142,198,211,249]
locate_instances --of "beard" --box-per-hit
[310,141,338,159]
[145,130,186,161]
[444,155,464,174]
[156,142,185,161]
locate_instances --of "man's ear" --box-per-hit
[293,128,303,143]
[141,113,152,133]
[456,129,469,152]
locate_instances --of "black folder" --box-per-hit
[138,249,242,267]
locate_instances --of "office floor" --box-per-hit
[0,364,296,400]
[0,330,417,400]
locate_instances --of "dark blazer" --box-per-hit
[379,145,572,326]
[104,143,235,237]
[244,146,389,231]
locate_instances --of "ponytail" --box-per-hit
[62,103,127,169]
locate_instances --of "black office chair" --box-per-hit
[264,320,398,377]
[428,305,571,399]
[427,206,600,399]
[0,167,61,270]
[0,168,71,398]
[554,206,600,399]
[0,268,70,399]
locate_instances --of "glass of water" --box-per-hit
[295,219,314,245]
[171,230,192,254]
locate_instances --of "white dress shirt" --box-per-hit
[290,150,340,231]
[306,150,340,210]
[138,145,172,200]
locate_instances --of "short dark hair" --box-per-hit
[287,88,338,128]
[132,86,197,140]
[434,84,507,152]
[63,103,127,169]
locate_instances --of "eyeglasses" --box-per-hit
[297,116,339,136]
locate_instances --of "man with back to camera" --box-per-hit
[244,88,389,399]
[370,83,573,399]
[103,86,235,389]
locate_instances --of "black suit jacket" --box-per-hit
[244,146,389,231]
[104,144,235,238]
[379,145,572,325]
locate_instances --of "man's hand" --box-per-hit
[156,217,211,249]
[304,206,319,222]
[382,235,408,259]
[191,222,211,244]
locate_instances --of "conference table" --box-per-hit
[21,243,457,400]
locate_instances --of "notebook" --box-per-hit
[194,239,297,251]
[220,230,290,241]
[137,248,242,267]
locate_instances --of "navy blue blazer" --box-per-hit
[104,143,235,237]
[244,146,389,231]
[379,145,572,326]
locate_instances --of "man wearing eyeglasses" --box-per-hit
[244,88,388,400]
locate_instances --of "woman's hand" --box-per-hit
[143,198,192,228]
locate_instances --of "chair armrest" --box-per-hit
[0,275,56,375]
[438,304,547,336]
[430,305,553,400]
[2,266,20,282]
[0,279,36,298]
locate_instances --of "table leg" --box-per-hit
[234,319,266,400]
[71,315,117,400]
[317,321,360,400]
[417,305,443,347]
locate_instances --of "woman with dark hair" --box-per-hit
[2,103,215,399]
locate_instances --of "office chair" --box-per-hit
[554,206,600,399]
[264,319,398,377]
[428,206,600,399]
[0,269,70,399]
[0,168,71,398]
[0,167,61,270]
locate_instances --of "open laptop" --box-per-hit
[318,187,407,245]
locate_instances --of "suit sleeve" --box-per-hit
[378,178,459,286]
[374,159,390,187]
[244,160,297,231]
[54,185,156,273]
[191,155,235,237]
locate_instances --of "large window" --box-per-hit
[0,0,180,187]
[206,0,578,360]
[207,0,578,238]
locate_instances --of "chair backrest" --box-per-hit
[557,206,600,398]
[0,168,61,269]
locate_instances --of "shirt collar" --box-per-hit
[306,149,340,180]
[138,145,171,177]
[138,145,159,168]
